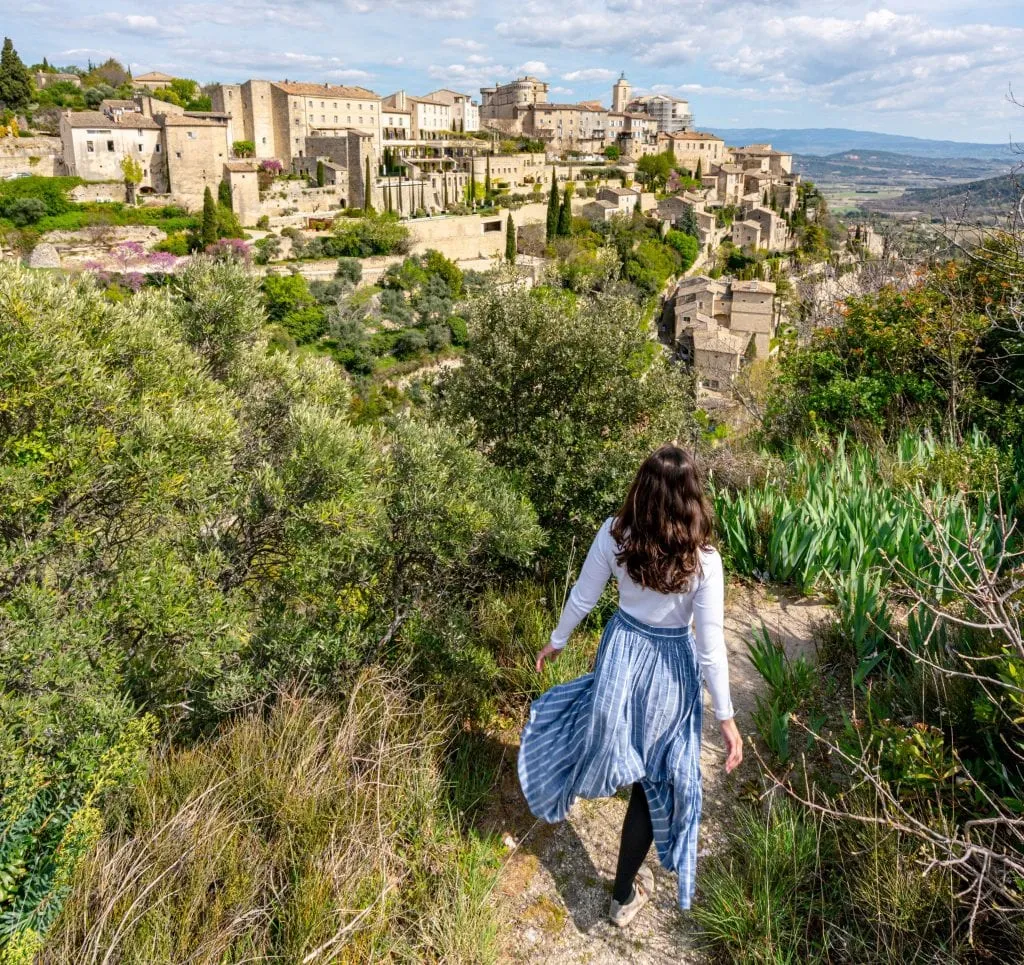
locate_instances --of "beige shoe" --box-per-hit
[608,865,654,928]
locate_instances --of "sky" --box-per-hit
[8,0,1024,143]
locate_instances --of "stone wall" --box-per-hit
[70,182,129,203]
[0,136,63,178]
[405,201,549,261]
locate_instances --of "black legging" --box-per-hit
[612,782,653,903]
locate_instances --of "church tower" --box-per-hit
[611,72,631,113]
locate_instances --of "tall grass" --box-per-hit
[44,672,500,963]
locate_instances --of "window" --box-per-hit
[334,116,338,123]
[86,140,95,152]
[155,143,161,153]
[175,151,182,158]
[187,131,196,139]
[107,140,115,151]
[482,219,501,233]
[137,143,143,151]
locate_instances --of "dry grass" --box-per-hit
[44,671,499,963]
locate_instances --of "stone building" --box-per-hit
[466,151,547,192]
[211,80,382,160]
[384,91,451,140]
[60,111,165,192]
[627,93,693,133]
[657,131,726,173]
[160,113,231,202]
[731,219,762,252]
[35,71,81,89]
[381,104,413,141]
[60,103,231,206]
[662,274,779,372]
[596,185,640,214]
[134,71,177,91]
[522,102,607,152]
[479,76,549,121]
[607,111,659,158]
[743,205,792,251]
[611,73,631,113]
[424,89,480,132]
[223,160,261,226]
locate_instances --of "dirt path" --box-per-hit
[488,584,829,964]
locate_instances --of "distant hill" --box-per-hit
[713,127,1016,160]
[794,150,1010,182]
[861,173,1022,220]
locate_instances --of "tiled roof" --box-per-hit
[63,111,159,130]
[275,81,379,99]
[135,71,175,82]
[101,99,138,109]
[224,160,259,172]
[663,131,723,141]
[731,279,776,293]
[157,113,226,127]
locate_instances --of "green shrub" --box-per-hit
[44,679,504,963]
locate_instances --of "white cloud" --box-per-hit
[343,0,475,17]
[80,13,184,38]
[518,60,550,76]
[561,67,617,82]
[442,37,486,51]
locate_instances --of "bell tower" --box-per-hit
[612,71,631,113]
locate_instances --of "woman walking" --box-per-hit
[517,445,742,926]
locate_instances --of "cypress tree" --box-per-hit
[546,167,559,242]
[443,172,449,208]
[485,154,491,200]
[0,38,32,114]
[469,163,477,208]
[695,158,702,180]
[397,170,403,214]
[505,212,516,264]
[364,155,372,210]
[557,186,571,237]
[420,179,425,213]
[200,186,218,247]
[316,159,325,187]
[217,178,232,211]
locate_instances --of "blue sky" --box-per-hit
[8,0,1024,143]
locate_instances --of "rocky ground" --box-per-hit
[487,584,830,964]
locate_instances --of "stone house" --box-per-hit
[60,111,166,193]
[712,162,746,206]
[743,205,791,251]
[384,91,451,140]
[596,185,640,214]
[35,71,81,89]
[61,105,231,206]
[424,89,480,132]
[729,143,793,176]
[731,219,761,252]
[222,160,260,226]
[662,274,778,370]
[134,71,177,91]
[159,114,231,203]
[381,105,413,142]
[657,131,727,173]
[523,102,608,152]
[581,199,620,222]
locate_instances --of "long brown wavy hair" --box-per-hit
[610,445,714,593]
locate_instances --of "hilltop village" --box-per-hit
[1,57,878,389]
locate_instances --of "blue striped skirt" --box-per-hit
[517,607,704,910]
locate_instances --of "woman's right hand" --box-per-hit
[535,644,561,673]
[720,718,743,773]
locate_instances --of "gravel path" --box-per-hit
[488,584,829,964]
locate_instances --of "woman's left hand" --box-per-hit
[535,644,561,673]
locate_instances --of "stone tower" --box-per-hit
[612,72,631,113]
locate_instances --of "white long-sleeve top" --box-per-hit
[550,517,735,721]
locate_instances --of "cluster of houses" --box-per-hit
[48,69,831,392]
